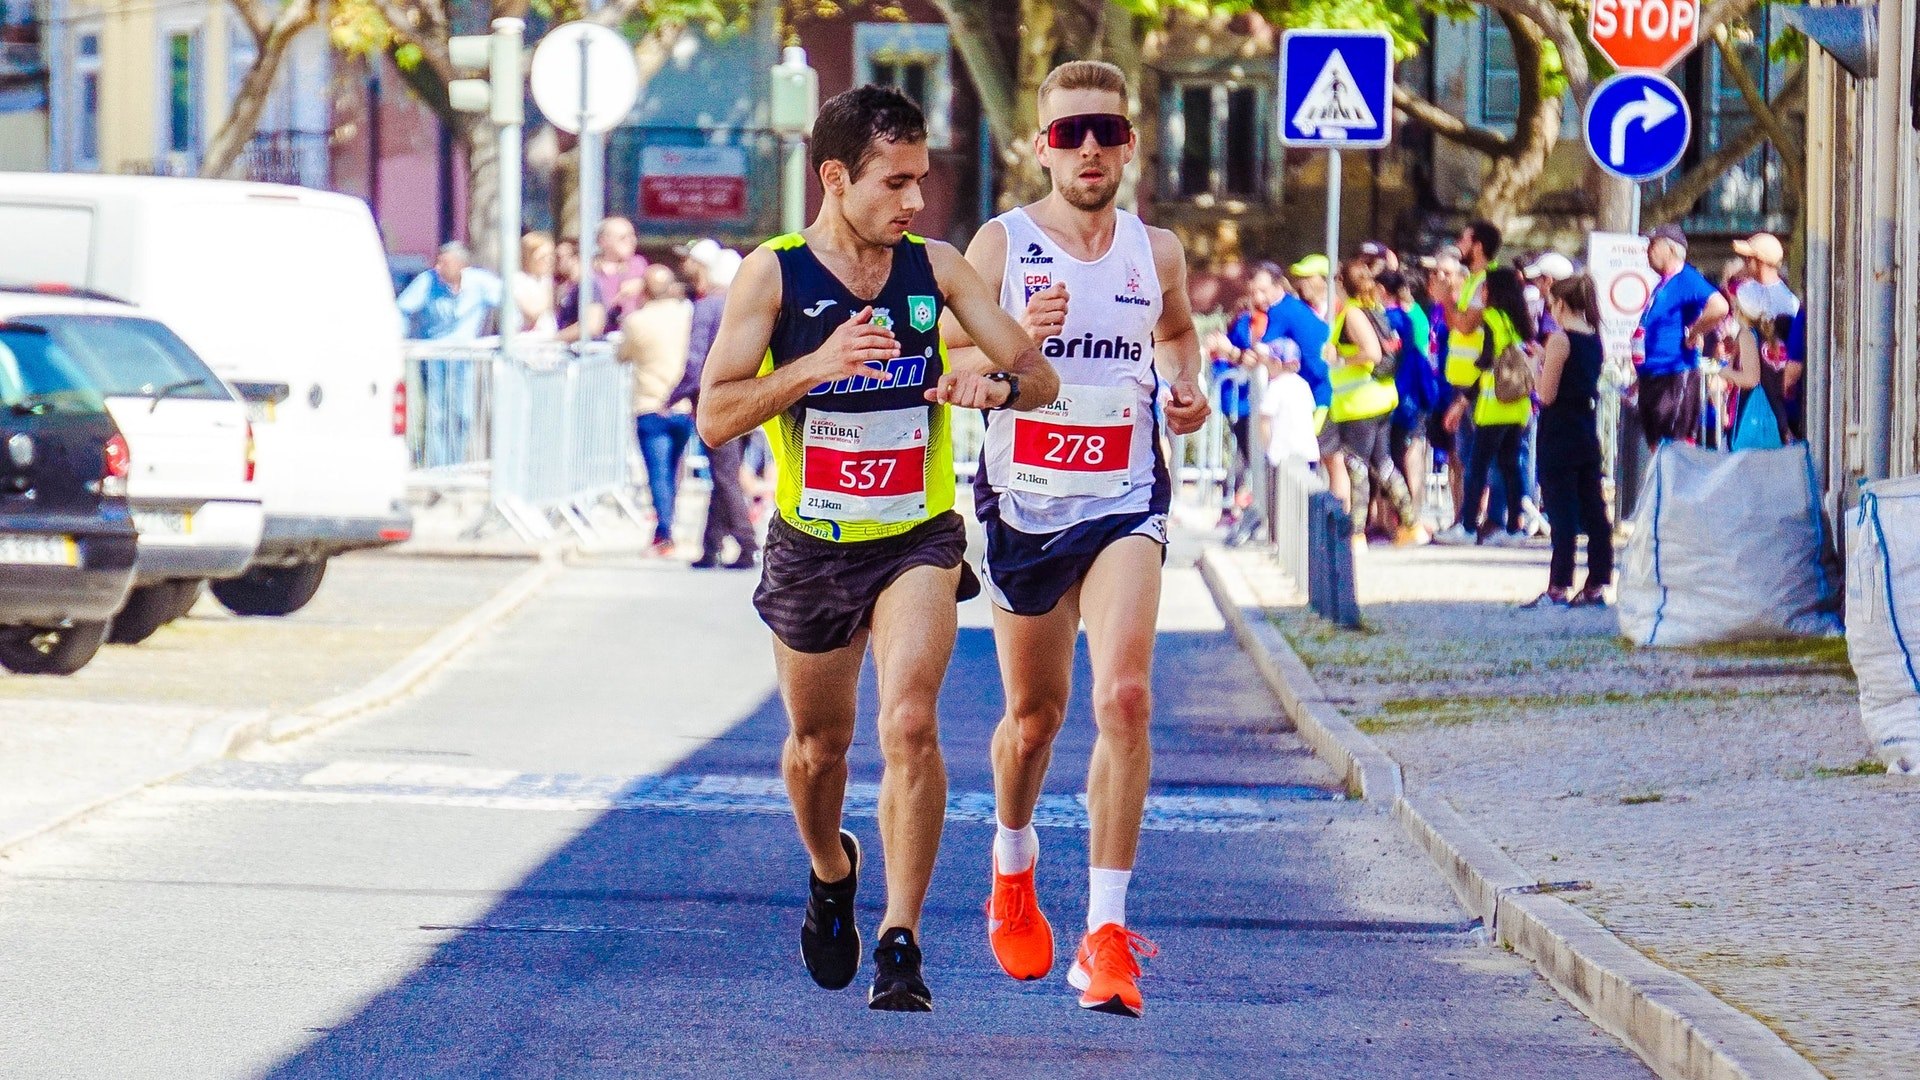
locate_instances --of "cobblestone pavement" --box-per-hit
[1230,541,1920,1079]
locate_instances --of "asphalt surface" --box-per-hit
[0,553,1653,1078]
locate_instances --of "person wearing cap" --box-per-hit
[1637,223,1728,448]
[1524,252,1575,342]
[1731,232,1799,325]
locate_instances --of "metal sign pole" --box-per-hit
[577,34,602,344]
[1324,147,1341,326]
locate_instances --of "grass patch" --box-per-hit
[1684,636,1851,665]
[1619,792,1665,805]
[1812,758,1888,778]
[1379,687,1739,717]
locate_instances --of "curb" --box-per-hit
[257,554,563,745]
[0,556,562,859]
[1195,551,1402,801]
[1197,547,1824,1080]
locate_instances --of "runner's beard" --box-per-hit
[1058,170,1121,211]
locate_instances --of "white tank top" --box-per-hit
[979,206,1167,534]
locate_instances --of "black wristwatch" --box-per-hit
[986,371,1021,411]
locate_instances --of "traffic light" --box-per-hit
[448,18,524,126]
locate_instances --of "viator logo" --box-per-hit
[1019,242,1053,265]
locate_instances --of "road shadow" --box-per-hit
[258,626,1646,1080]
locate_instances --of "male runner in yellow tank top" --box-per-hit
[699,86,1058,1012]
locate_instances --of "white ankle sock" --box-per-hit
[1088,867,1132,930]
[993,822,1039,874]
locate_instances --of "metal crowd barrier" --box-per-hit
[404,341,646,543]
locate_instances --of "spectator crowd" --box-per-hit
[389,214,1804,606]
[395,219,768,569]
[1202,220,1803,609]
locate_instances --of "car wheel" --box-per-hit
[210,558,328,617]
[164,580,206,622]
[0,622,111,675]
[107,581,197,645]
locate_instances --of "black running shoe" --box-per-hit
[800,829,862,990]
[868,927,933,1012]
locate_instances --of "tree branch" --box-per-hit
[232,0,271,45]
[1476,0,1591,99]
[1642,64,1806,226]
[1393,85,1510,157]
[1713,25,1802,192]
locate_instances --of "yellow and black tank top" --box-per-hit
[758,232,954,542]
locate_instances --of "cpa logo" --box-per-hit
[1023,273,1052,301]
[1019,242,1053,265]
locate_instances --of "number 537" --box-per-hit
[839,458,896,491]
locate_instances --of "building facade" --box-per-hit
[1800,0,1920,513]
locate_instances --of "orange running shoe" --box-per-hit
[986,855,1054,980]
[1067,923,1159,1018]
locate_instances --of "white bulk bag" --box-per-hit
[1617,442,1841,648]
[1845,475,1920,775]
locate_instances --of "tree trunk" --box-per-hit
[1472,13,1559,227]
[199,1,317,179]
[1106,6,1146,212]
[464,117,499,270]
[997,0,1057,209]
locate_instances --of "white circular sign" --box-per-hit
[530,22,641,134]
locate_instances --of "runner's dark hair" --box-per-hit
[810,85,928,182]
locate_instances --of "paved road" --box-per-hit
[0,552,1652,1078]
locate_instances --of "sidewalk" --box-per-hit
[1223,541,1914,1080]
[0,556,535,854]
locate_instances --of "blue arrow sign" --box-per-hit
[1584,72,1691,182]
[1278,30,1394,149]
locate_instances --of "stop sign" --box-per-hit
[1589,0,1699,72]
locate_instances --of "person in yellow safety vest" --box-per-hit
[1434,264,1536,547]
[1319,259,1429,548]
[1444,220,1502,390]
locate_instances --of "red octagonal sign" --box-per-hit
[1590,0,1700,72]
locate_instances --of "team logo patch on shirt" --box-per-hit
[908,295,937,332]
[1024,273,1053,301]
[871,307,893,331]
[1019,242,1053,265]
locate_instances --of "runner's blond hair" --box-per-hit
[1038,60,1129,115]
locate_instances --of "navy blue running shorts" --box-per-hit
[980,509,1168,617]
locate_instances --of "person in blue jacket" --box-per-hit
[1378,269,1439,522]
[1227,262,1332,421]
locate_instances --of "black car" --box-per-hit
[0,315,138,674]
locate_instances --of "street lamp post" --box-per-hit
[769,46,819,235]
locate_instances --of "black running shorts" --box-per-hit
[753,511,979,654]
[980,509,1168,617]
[1638,369,1700,449]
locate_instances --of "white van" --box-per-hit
[0,175,411,615]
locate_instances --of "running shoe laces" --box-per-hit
[1089,924,1158,983]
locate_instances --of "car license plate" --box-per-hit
[246,399,276,424]
[0,533,78,566]
[132,510,193,536]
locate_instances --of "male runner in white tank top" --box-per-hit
[942,59,1209,1019]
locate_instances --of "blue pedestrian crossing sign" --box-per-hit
[1278,30,1395,149]
[1583,72,1691,182]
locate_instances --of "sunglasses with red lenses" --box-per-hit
[1045,113,1133,150]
